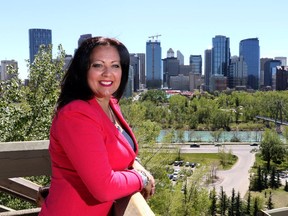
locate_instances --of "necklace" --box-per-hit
[108,106,123,133]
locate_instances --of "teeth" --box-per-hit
[100,81,112,85]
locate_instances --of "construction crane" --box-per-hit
[148,34,162,41]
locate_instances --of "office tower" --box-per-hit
[177,50,184,65]
[239,38,260,90]
[64,55,73,71]
[264,59,281,89]
[136,53,146,89]
[130,54,140,91]
[211,35,230,91]
[0,60,18,80]
[228,56,247,89]
[274,57,287,66]
[212,35,230,76]
[162,48,180,88]
[123,65,134,98]
[276,66,288,90]
[78,34,92,47]
[260,58,273,88]
[204,49,212,91]
[169,74,189,90]
[189,55,202,74]
[29,28,52,63]
[146,37,162,89]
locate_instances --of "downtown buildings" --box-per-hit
[1,29,287,93]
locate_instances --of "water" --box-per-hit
[157,130,263,143]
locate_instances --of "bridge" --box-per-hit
[256,115,288,126]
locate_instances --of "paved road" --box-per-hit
[181,144,257,198]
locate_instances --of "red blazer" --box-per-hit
[39,98,143,216]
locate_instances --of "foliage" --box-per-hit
[0,44,65,142]
[260,129,286,170]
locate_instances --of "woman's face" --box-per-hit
[87,45,122,101]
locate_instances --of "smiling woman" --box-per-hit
[38,37,156,216]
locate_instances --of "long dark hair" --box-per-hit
[56,36,130,110]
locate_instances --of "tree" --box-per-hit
[246,191,251,215]
[260,129,286,171]
[266,191,274,210]
[209,187,217,216]
[284,180,288,192]
[219,186,228,215]
[0,44,65,142]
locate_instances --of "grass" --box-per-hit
[248,188,288,209]
[164,152,237,170]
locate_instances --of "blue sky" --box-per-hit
[1,0,287,79]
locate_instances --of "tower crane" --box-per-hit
[148,34,162,41]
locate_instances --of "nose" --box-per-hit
[102,66,111,76]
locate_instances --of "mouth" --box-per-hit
[100,81,113,86]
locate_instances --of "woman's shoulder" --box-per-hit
[58,99,101,116]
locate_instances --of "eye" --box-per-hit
[91,63,103,68]
[112,64,120,68]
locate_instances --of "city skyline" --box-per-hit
[1,0,288,80]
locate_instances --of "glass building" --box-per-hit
[29,29,52,63]
[189,55,202,74]
[146,39,162,89]
[212,35,230,76]
[239,38,260,90]
[204,49,212,90]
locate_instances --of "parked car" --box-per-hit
[250,143,259,146]
[190,143,200,148]
[214,143,222,147]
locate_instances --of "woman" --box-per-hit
[39,36,155,215]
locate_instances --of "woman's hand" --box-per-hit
[133,160,155,200]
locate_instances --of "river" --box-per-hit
[157,130,263,143]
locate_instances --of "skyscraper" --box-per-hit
[189,55,202,74]
[212,35,230,76]
[264,59,281,89]
[130,54,140,91]
[0,60,18,80]
[146,38,162,89]
[29,28,52,63]
[177,50,184,65]
[162,48,180,88]
[78,34,92,47]
[204,49,212,90]
[239,38,260,90]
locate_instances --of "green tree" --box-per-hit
[209,187,217,216]
[260,129,286,171]
[0,44,65,142]
[266,191,274,210]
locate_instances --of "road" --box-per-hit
[181,144,257,198]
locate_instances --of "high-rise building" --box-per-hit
[274,57,287,66]
[29,28,52,63]
[212,35,230,77]
[264,59,281,89]
[228,56,247,89]
[136,53,146,89]
[260,58,273,88]
[78,34,92,47]
[162,48,180,88]
[239,38,260,90]
[211,35,230,92]
[123,65,134,98]
[177,50,184,65]
[146,39,162,89]
[130,54,140,91]
[204,49,212,91]
[189,55,202,74]
[0,60,18,80]
[276,66,288,90]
